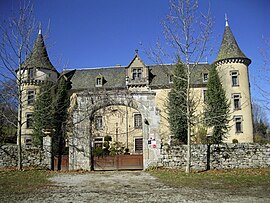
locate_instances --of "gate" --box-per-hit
[54,155,69,171]
[94,154,143,170]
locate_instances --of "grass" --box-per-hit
[0,169,53,197]
[149,168,270,197]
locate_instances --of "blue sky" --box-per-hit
[0,0,269,103]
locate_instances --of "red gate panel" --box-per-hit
[94,154,143,170]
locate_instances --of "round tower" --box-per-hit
[215,17,253,143]
[18,28,58,146]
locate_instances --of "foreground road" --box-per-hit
[13,171,269,202]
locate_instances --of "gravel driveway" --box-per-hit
[13,171,270,203]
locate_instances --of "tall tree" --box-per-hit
[205,64,230,144]
[0,1,36,170]
[168,62,188,144]
[161,0,212,173]
[53,77,69,170]
[32,82,54,146]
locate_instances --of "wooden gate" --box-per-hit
[54,155,69,171]
[94,154,143,170]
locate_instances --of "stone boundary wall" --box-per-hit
[157,144,270,171]
[0,145,51,169]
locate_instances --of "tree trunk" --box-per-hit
[17,70,23,171]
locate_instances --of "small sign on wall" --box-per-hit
[148,138,157,149]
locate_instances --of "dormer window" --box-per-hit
[96,75,104,87]
[132,68,142,80]
[169,75,174,83]
[203,73,208,82]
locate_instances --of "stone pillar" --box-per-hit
[43,135,52,169]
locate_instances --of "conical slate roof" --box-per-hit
[22,31,56,71]
[216,24,248,62]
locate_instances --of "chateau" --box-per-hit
[18,19,253,170]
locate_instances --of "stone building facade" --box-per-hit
[19,19,254,170]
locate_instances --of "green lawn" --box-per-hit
[0,169,53,197]
[149,168,270,196]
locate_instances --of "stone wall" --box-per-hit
[158,144,270,171]
[0,144,51,169]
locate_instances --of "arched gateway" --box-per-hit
[69,89,161,170]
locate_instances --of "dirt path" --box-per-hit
[14,171,269,203]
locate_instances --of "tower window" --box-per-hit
[132,68,142,80]
[232,94,241,110]
[26,113,33,129]
[231,71,239,86]
[234,116,243,133]
[27,90,35,105]
[134,113,142,129]
[28,68,35,79]
[95,116,103,129]
[203,73,208,82]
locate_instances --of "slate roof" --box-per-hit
[216,25,248,62]
[69,66,126,90]
[149,64,210,87]
[67,63,210,91]
[21,32,56,71]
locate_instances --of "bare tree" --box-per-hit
[256,37,270,112]
[147,0,212,173]
[0,1,36,170]
[0,80,17,143]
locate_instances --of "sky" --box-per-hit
[0,0,269,107]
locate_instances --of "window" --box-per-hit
[132,68,142,80]
[203,110,209,124]
[28,68,35,79]
[134,137,143,153]
[169,75,173,83]
[25,138,32,146]
[231,71,239,86]
[134,113,142,129]
[232,94,241,110]
[27,90,35,105]
[96,76,103,87]
[26,113,33,128]
[234,116,243,133]
[203,89,208,103]
[95,116,103,129]
[203,73,208,82]
[94,137,103,149]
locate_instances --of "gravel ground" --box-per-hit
[7,171,270,203]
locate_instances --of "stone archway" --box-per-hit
[69,90,161,171]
